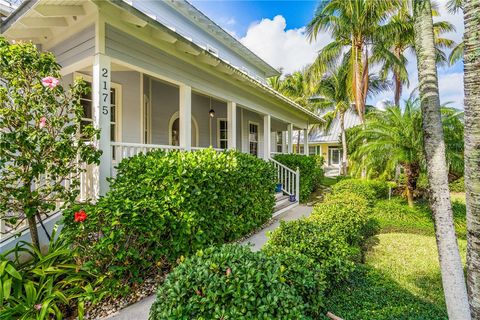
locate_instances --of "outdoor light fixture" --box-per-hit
[209,97,215,117]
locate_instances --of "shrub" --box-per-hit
[273,154,324,202]
[311,192,378,247]
[149,244,308,319]
[263,245,327,317]
[0,229,103,320]
[62,149,276,295]
[331,178,388,206]
[450,177,465,193]
[265,219,355,286]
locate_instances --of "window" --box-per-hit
[218,119,228,149]
[80,81,93,137]
[309,146,316,155]
[249,122,258,156]
[275,132,283,153]
[328,147,342,166]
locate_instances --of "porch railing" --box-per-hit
[270,158,300,202]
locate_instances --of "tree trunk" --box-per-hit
[340,112,348,175]
[394,47,403,107]
[464,0,480,317]
[403,162,420,208]
[413,1,471,319]
[353,44,365,124]
[27,215,40,249]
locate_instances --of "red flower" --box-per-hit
[74,210,87,222]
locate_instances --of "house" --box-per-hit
[295,109,361,176]
[0,0,322,248]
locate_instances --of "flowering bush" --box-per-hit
[0,38,100,247]
[61,149,276,295]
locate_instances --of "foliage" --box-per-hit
[449,176,465,193]
[265,219,356,286]
[273,154,324,202]
[61,149,276,295]
[330,178,388,206]
[149,244,308,319]
[312,192,378,247]
[0,228,103,320]
[0,38,101,247]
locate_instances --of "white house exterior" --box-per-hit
[0,0,322,248]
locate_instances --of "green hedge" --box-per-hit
[149,244,308,319]
[62,149,276,295]
[273,154,324,202]
[311,192,378,247]
[331,178,388,206]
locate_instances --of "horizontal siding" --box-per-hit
[49,25,95,68]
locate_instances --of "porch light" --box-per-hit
[209,108,215,117]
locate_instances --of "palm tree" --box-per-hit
[353,100,423,206]
[446,0,464,66]
[315,63,353,174]
[307,0,401,124]
[413,0,471,318]
[463,0,480,316]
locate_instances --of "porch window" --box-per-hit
[275,131,283,153]
[249,122,258,156]
[309,146,316,155]
[218,119,228,149]
[328,146,342,166]
[80,81,93,137]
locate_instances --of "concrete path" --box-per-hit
[103,204,312,320]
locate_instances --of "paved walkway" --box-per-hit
[104,204,313,320]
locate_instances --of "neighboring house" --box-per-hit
[294,109,361,175]
[0,0,18,20]
[0,0,322,248]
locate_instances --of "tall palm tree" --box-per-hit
[315,63,353,174]
[413,0,471,318]
[307,0,401,124]
[463,0,480,316]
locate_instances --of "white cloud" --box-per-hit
[240,15,331,75]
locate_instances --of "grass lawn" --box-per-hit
[322,193,467,320]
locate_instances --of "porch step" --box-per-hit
[273,191,298,217]
[275,192,289,203]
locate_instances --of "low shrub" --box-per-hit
[273,154,324,202]
[264,219,356,286]
[263,245,327,317]
[62,149,276,295]
[149,244,308,319]
[331,178,388,206]
[450,177,465,193]
[311,192,378,247]
[0,229,103,320]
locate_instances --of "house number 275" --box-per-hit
[101,67,109,115]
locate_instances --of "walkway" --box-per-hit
[103,204,313,320]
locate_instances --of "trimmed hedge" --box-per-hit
[273,154,324,202]
[62,149,276,295]
[149,244,308,319]
[311,192,378,247]
[331,178,388,206]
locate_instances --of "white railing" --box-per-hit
[270,158,300,202]
[191,146,225,152]
[112,142,184,163]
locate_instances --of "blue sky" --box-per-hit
[190,0,465,108]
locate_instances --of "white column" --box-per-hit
[263,114,271,159]
[282,131,287,153]
[227,101,237,150]
[303,128,309,155]
[179,84,192,150]
[92,53,111,197]
[287,123,293,154]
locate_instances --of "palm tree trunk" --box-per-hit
[413,1,471,319]
[353,44,365,124]
[340,112,348,175]
[403,162,419,208]
[464,0,480,317]
[394,47,403,106]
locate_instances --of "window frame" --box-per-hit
[217,118,228,150]
[248,121,259,157]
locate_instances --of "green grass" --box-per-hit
[320,176,338,186]
[322,194,467,320]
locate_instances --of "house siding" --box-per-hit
[49,25,95,68]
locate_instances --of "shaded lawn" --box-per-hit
[323,195,467,320]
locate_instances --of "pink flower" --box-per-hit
[41,76,59,89]
[39,117,46,129]
[34,304,42,311]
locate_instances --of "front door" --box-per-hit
[329,147,341,166]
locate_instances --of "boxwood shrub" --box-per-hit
[149,244,308,319]
[311,192,378,247]
[62,149,276,295]
[273,154,324,202]
[331,178,388,206]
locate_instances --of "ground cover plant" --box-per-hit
[62,149,276,296]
